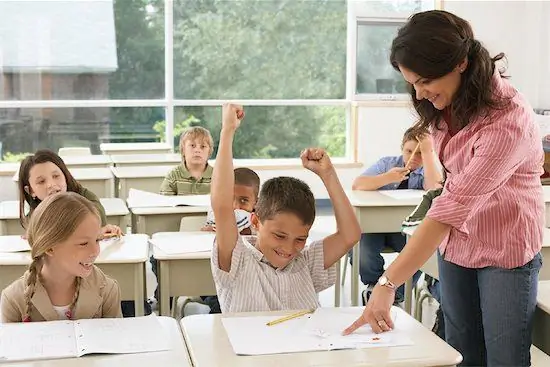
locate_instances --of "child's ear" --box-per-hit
[24,185,36,199]
[250,212,260,230]
[45,248,55,257]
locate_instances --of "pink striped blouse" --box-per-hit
[426,73,544,269]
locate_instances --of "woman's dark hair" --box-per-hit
[18,150,83,228]
[390,10,509,131]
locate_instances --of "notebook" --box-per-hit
[0,236,31,253]
[150,232,216,255]
[221,307,413,356]
[126,188,210,209]
[0,316,171,362]
[379,189,425,200]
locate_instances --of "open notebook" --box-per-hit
[126,188,211,209]
[221,307,413,356]
[0,316,171,362]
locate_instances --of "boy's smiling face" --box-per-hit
[252,212,311,269]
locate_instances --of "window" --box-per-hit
[170,105,348,159]
[0,107,164,160]
[173,1,347,100]
[0,0,361,161]
[0,0,164,100]
[349,0,436,99]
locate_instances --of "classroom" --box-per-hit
[1,0,550,366]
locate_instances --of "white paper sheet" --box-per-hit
[127,188,211,208]
[0,320,77,361]
[0,235,31,253]
[75,316,171,356]
[379,189,425,200]
[150,233,215,255]
[221,307,413,356]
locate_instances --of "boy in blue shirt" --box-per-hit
[351,126,442,305]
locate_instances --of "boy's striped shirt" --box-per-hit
[160,164,213,195]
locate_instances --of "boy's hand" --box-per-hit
[222,103,245,132]
[384,167,410,183]
[201,225,216,232]
[301,148,334,179]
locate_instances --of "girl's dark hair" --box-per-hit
[18,150,83,228]
[390,10,510,131]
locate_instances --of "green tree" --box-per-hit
[108,0,165,142]
[172,0,347,158]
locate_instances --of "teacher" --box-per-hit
[344,10,543,367]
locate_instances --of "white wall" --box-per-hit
[444,0,550,108]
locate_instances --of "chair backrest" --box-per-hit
[58,147,92,157]
[179,215,208,232]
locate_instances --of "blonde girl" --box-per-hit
[1,192,121,322]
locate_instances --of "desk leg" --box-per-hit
[351,208,361,306]
[334,259,341,307]
[404,278,413,315]
[134,263,145,316]
[159,260,170,316]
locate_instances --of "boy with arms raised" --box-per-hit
[211,103,361,312]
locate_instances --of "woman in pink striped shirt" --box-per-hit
[345,10,543,366]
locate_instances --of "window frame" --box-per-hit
[347,0,438,101]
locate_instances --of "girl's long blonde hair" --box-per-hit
[23,192,99,322]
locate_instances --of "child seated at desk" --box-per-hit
[18,150,146,317]
[18,150,122,238]
[210,103,361,313]
[160,126,214,196]
[351,127,442,306]
[183,167,261,315]
[1,192,122,322]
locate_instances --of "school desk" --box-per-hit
[100,142,173,156]
[0,198,129,236]
[110,153,181,168]
[0,316,191,366]
[110,165,176,200]
[12,167,114,198]
[179,307,463,367]
[60,155,113,169]
[345,190,424,307]
[150,232,215,316]
[130,206,208,236]
[402,226,550,318]
[0,234,149,316]
[533,280,550,356]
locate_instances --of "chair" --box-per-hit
[58,147,91,157]
[179,215,208,232]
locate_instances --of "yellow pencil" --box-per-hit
[405,141,421,169]
[266,309,314,326]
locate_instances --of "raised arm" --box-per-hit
[211,103,245,272]
[301,148,361,269]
